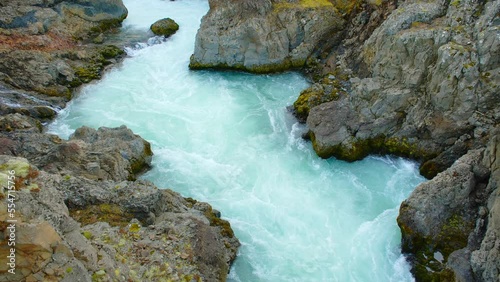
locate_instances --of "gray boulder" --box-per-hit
[0,123,152,181]
[189,0,344,73]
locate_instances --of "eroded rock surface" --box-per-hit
[0,0,127,107]
[189,0,344,73]
[305,0,499,179]
[398,128,499,281]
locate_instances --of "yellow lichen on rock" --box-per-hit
[273,0,333,10]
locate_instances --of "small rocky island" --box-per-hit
[0,0,238,281]
[0,0,499,281]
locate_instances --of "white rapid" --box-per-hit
[48,0,423,281]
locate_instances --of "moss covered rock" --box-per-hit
[397,149,488,280]
[150,18,179,37]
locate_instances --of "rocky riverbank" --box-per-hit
[0,119,239,281]
[191,0,499,280]
[0,1,239,281]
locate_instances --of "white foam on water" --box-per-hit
[48,0,425,281]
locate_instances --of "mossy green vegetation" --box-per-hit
[398,210,474,281]
[91,269,107,282]
[273,0,333,11]
[293,87,340,122]
[204,209,235,238]
[70,203,134,227]
[330,0,364,15]
[450,0,461,7]
[74,65,101,83]
[419,160,441,179]
[70,45,125,88]
[310,133,433,162]
[293,71,349,122]
[189,55,306,74]
[275,0,367,16]
[150,18,179,37]
[82,230,94,240]
[186,197,235,238]
[99,45,125,59]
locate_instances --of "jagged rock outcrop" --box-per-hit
[0,0,127,103]
[398,127,498,281]
[298,0,499,279]
[189,0,344,73]
[302,0,499,179]
[0,122,239,281]
[0,117,152,181]
[470,132,500,282]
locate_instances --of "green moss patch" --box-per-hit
[310,133,434,162]
[70,203,134,227]
[273,0,333,11]
[99,45,125,59]
[398,211,473,281]
[202,206,235,238]
[189,55,305,74]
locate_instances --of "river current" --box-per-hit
[48,0,424,281]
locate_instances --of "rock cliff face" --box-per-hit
[190,0,499,280]
[0,117,239,282]
[189,0,344,72]
[398,128,499,281]
[306,0,499,178]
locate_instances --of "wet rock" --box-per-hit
[150,18,179,37]
[398,149,483,280]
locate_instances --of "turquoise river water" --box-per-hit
[48,0,424,281]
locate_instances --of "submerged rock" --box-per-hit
[150,18,179,37]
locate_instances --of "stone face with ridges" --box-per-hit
[190,0,344,73]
